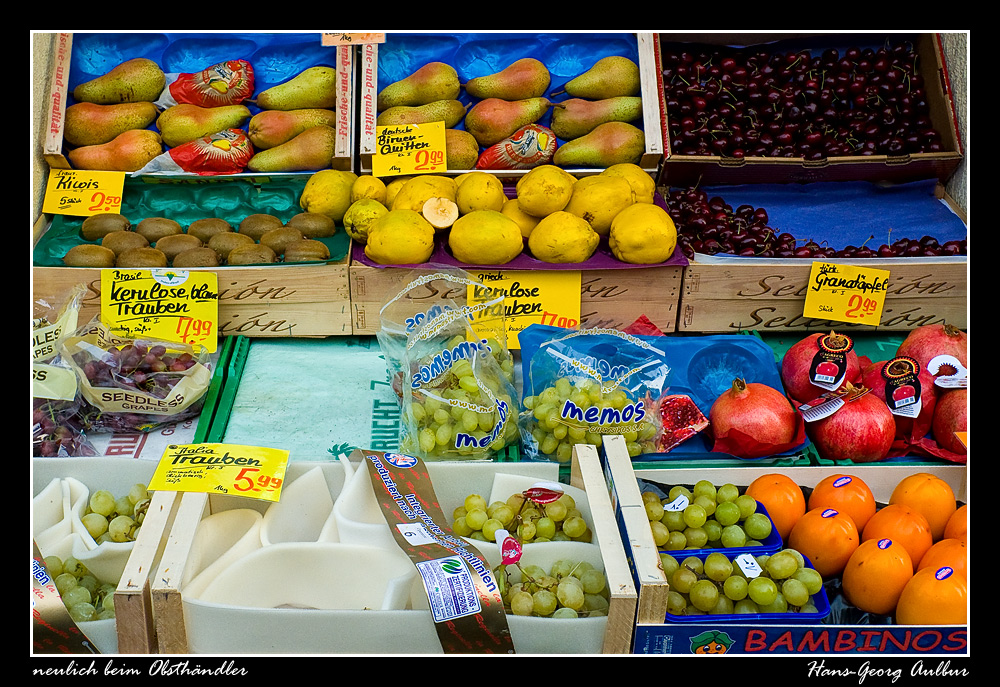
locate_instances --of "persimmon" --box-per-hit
[889,473,957,541]
[842,538,914,616]
[943,504,967,542]
[787,507,859,578]
[808,474,877,531]
[895,565,967,625]
[918,538,967,581]
[861,504,933,572]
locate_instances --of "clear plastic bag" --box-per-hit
[520,327,672,461]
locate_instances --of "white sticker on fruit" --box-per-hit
[663,494,690,512]
[735,553,763,579]
[928,354,969,389]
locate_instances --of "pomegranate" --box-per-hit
[709,378,798,447]
[861,358,938,441]
[896,324,968,376]
[806,386,896,463]
[932,389,967,455]
[657,394,709,452]
[781,331,861,403]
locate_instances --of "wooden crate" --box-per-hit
[676,256,967,333]
[357,33,664,179]
[40,32,355,173]
[599,436,969,654]
[131,451,636,655]
[657,33,963,187]
[350,262,683,337]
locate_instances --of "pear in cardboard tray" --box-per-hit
[550,96,643,140]
[255,67,338,110]
[552,121,645,168]
[248,108,338,149]
[247,125,337,172]
[377,62,461,112]
[555,56,641,99]
[465,97,556,148]
[72,58,166,104]
[156,103,251,148]
[64,101,160,146]
[465,58,550,100]
[375,99,468,128]
[67,129,163,172]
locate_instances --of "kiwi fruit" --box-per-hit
[226,243,277,266]
[173,247,221,268]
[260,226,304,256]
[285,212,337,238]
[116,247,168,268]
[238,214,284,241]
[63,244,116,267]
[136,217,184,243]
[81,213,131,241]
[283,239,331,263]
[155,234,204,262]
[101,230,149,256]
[208,231,256,260]
[187,217,234,243]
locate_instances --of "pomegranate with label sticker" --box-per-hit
[806,387,896,463]
[780,331,860,403]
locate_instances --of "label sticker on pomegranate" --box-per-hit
[927,354,969,389]
[808,333,856,392]
[882,357,923,418]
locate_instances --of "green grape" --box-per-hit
[667,591,687,615]
[690,579,721,612]
[69,602,97,623]
[453,505,468,520]
[723,575,749,601]
[580,569,606,595]
[562,515,587,539]
[682,504,707,528]
[128,484,149,505]
[693,480,717,501]
[518,521,537,542]
[55,573,78,595]
[680,557,703,576]
[411,402,427,422]
[81,513,109,540]
[703,519,723,543]
[539,433,559,455]
[552,423,568,440]
[434,423,453,446]
[452,517,473,537]
[744,512,773,540]
[108,515,135,543]
[659,553,680,578]
[759,593,789,614]
[555,442,573,463]
[704,553,734,582]
[533,589,558,616]
[782,578,811,607]
[556,581,586,611]
[779,548,806,569]
[626,441,643,457]
[89,490,115,517]
[734,598,760,615]
[43,556,64,578]
[766,552,799,580]
[461,410,479,432]
[552,607,579,619]
[715,501,741,527]
[668,485,692,502]
[747,576,778,606]
[670,567,698,595]
[459,376,479,394]
[550,560,576,578]
[735,494,758,519]
[693,495,717,517]
[114,496,133,517]
[792,567,824,595]
[663,531,686,550]
[650,521,671,547]
[801,602,819,614]
[465,494,488,512]
[433,407,451,424]
[709,595,734,615]
[465,509,488,531]
[510,591,535,616]
[492,504,515,527]
[644,499,665,522]
[720,524,747,548]
[544,500,568,523]
[100,588,116,613]
[683,526,709,548]
[717,483,740,503]
[77,575,99,595]
[661,510,686,532]
[535,517,557,540]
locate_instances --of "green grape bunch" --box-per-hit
[499,558,611,618]
[43,554,119,623]
[451,491,592,546]
[522,376,659,462]
[80,483,152,545]
[661,548,825,618]
[401,334,519,460]
[643,480,773,552]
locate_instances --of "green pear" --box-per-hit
[556,56,641,99]
[255,67,338,110]
[64,101,160,146]
[156,104,251,147]
[445,129,480,170]
[247,125,337,172]
[550,96,643,140]
[72,58,166,104]
[67,129,163,172]
[552,121,645,168]
[464,58,550,100]
[377,62,460,111]
[376,99,468,128]
[248,108,337,149]
[464,97,557,147]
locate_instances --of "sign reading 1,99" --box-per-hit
[372,121,447,177]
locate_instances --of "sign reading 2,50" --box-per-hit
[413,149,445,170]
[233,467,283,493]
[845,294,879,319]
[88,191,122,212]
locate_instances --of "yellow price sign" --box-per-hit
[803,261,890,327]
[149,443,289,503]
[42,169,126,216]
[467,269,582,349]
[101,268,219,353]
[372,121,447,177]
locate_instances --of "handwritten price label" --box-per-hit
[321,32,385,45]
[803,261,890,327]
[468,270,582,349]
[372,122,447,177]
[149,443,289,503]
[101,268,219,353]
[42,169,126,216]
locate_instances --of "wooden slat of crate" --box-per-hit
[570,443,638,654]
[677,259,967,333]
[32,258,352,338]
[350,264,683,336]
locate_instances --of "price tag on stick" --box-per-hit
[803,261,890,327]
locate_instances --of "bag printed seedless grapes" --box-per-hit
[520,326,671,461]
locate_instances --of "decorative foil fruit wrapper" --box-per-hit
[157,59,255,108]
[476,124,556,170]
[135,129,254,175]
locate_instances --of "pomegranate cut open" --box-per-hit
[657,394,709,453]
